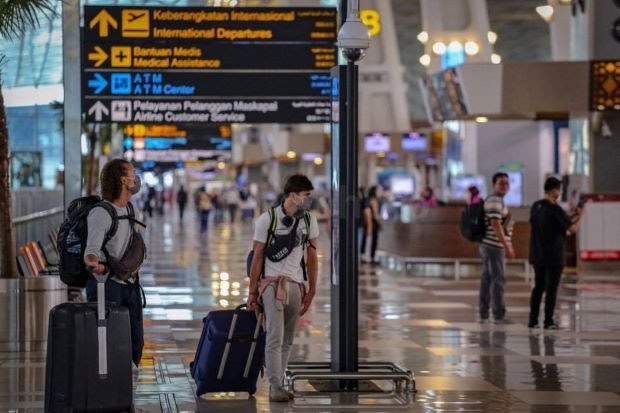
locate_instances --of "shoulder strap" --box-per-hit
[265,207,277,246]
[95,201,119,239]
[116,201,146,228]
[302,211,311,246]
[94,202,119,256]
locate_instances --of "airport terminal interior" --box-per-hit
[1,0,620,412]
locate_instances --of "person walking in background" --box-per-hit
[144,186,155,219]
[224,186,241,223]
[419,186,438,208]
[466,185,481,205]
[198,189,213,233]
[357,187,366,255]
[528,177,583,330]
[479,172,514,324]
[176,185,188,222]
[361,186,381,264]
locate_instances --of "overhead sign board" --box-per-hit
[84,98,331,124]
[84,7,337,43]
[83,72,331,98]
[81,6,337,124]
[84,42,336,70]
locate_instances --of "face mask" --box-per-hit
[294,193,312,211]
[126,176,141,195]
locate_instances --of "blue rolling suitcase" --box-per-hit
[191,304,265,396]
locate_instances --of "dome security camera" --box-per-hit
[336,7,370,63]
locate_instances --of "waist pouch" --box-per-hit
[265,234,296,262]
[265,217,302,262]
[107,231,147,281]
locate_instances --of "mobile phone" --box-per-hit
[576,197,585,209]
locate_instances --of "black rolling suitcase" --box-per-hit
[45,274,133,412]
[191,304,265,396]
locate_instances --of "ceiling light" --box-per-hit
[286,151,297,159]
[313,157,323,166]
[419,54,431,66]
[491,53,502,64]
[217,162,226,170]
[417,31,429,44]
[464,41,480,56]
[487,31,498,45]
[475,116,489,123]
[432,42,446,55]
[448,41,463,52]
[536,5,554,22]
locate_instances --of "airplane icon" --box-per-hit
[121,9,149,38]
[127,11,146,23]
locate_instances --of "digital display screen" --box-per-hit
[364,133,390,153]
[390,176,415,195]
[401,133,427,151]
[504,171,524,207]
[452,175,486,200]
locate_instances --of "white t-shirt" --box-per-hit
[253,207,319,283]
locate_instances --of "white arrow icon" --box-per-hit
[88,101,109,121]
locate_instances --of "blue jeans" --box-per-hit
[479,245,506,320]
[86,277,144,366]
[200,209,211,232]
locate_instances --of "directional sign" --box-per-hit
[88,46,108,67]
[83,42,337,70]
[81,6,337,124]
[87,73,108,94]
[84,98,331,124]
[84,7,336,43]
[83,72,331,99]
[89,9,118,37]
[88,101,109,121]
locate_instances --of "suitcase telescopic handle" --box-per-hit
[217,303,263,380]
[90,269,109,378]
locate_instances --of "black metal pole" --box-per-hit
[344,58,359,389]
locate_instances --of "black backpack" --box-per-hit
[57,196,136,287]
[459,200,486,242]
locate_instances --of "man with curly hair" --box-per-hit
[84,158,145,367]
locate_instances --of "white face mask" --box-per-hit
[125,175,141,195]
[294,193,312,211]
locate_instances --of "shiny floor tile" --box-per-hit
[1,208,620,412]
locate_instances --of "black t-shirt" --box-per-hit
[529,199,573,267]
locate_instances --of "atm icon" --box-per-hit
[111,73,132,95]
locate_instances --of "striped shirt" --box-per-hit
[482,195,513,249]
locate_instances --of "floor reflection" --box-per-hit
[1,208,620,412]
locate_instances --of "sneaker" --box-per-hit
[269,387,290,403]
[528,323,540,330]
[478,316,489,324]
[493,318,512,325]
[544,323,560,330]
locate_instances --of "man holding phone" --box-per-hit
[528,177,583,330]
